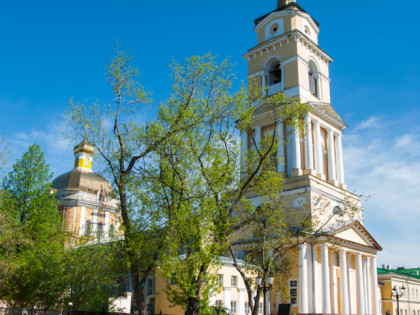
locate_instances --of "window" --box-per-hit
[231,276,238,287]
[85,220,92,236]
[289,279,298,305]
[245,302,250,315]
[170,274,176,285]
[217,274,224,286]
[97,222,103,238]
[231,301,237,314]
[258,302,263,315]
[216,300,223,307]
[109,224,114,238]
[235,250,245,260]
[268,61,282,85]
[270,24,279,34]
[146,277,154,296]
[417,289,419,299]
[308,61,319,98]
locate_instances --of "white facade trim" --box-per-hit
[244,31,332,63]
[254,10,320,35]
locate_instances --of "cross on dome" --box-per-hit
[277,0,296,9]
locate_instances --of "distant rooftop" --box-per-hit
[378,266,420,279]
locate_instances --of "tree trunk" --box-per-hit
[131,267,148,315]
[119,181,149,315]
[185,297,200,315]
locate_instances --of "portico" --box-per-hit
[296,223,382,315]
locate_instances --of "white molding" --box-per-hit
[282,55,298,66]
[264,18,284,41]
[263,54,283,70]
[255,10,319,35]
[247,70,265,78]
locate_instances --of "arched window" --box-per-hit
[85,220,92,236]
[109,224,115,238]
[97,222,103,238]
[268,61,282,86]
[308,61,319,98]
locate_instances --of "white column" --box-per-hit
[305,116,314,171]
[292,120,302,170]
[276,292,281,311]
[313,120,323,174]
[79,206,86,235]
[277,121,285,173]
[241,130,248,168]
[311,245,319,313]
[315,75,321,100]
[72,207,77,233]
[262,75,266,97]
[327,129,336,181]
[299,244,309,314]
[340,249,350,315]
[255,125,262,150]
[356,254,366,315]
[105,212,110,237]
[336,133,345,184]
[239,288,246,315]
[209,289,216,306]
[265,289,271,315]
[330,252,338,314]
[224,287,231,308]
[366,257,372,315]
[371,257,380,315]
[347,254,354,315]
[321,244,331,314]
[93,209,98,233]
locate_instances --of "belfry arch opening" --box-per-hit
[268,60,282,86]
[308,61,320,99]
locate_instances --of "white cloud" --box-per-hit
[354,116,381,131]
[7,120,74,178]
[343,114,420,267]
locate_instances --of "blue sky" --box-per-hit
[1,0,419,267]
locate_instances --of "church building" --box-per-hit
[51,138,122,247]
[236,0,382,314]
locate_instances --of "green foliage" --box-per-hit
[65,243,127,312]
[0,144,67,308]
[65,44,311,315]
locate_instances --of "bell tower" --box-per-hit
[237,3,382,315]
[243,0,346,187]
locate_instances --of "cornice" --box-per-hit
[59,199,118,213]
[244,30,333,64]
[308,102,347,131]
[254,9,320,35]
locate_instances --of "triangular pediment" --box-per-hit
[331,221,382,251]
[334,228,370,247]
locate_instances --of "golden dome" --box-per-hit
[73,138,94,156]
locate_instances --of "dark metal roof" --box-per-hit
[51,169,113,194]
[254,3,320,27]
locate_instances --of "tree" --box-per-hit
[135,81,309,315]
[0,144,68,308]
[65,43,312,315]
[65,45,256,315]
